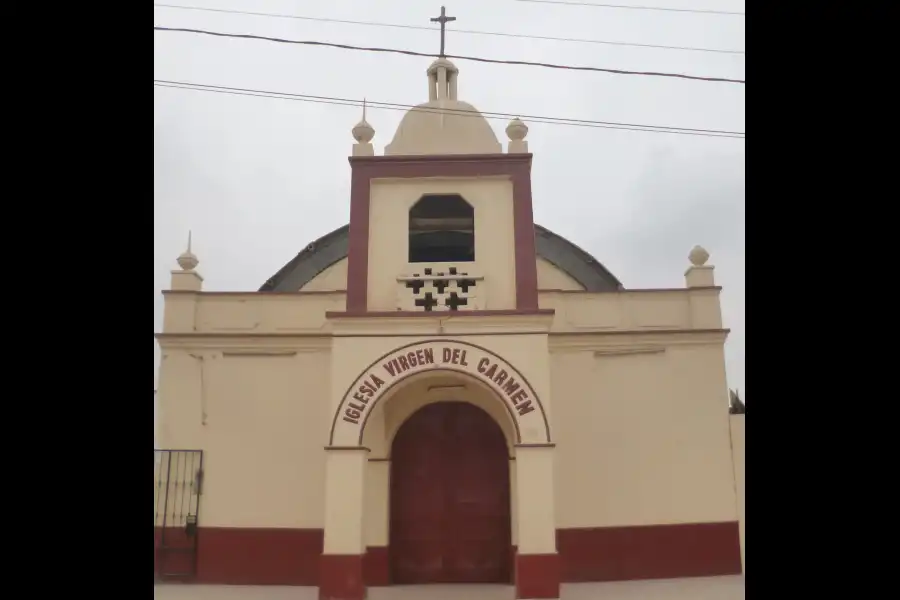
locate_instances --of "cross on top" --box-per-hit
[430,6,457,57]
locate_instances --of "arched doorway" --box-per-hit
[390,401,511,584]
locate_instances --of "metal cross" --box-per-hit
[430,6,457,57]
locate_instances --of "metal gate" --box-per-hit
[154,449,203,580]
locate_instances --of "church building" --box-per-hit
[154,31,745,600]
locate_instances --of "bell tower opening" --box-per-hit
[408,194,475,263]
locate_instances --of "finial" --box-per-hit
[688,245,710,267]
[506,117,530,153]
[177,231,199,271]
[352,100,375,144]
[506,117,529,141]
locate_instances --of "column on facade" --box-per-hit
[320,447,369,600]
[514,443,560,600]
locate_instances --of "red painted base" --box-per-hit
[557,522,742,582]
[154,527,322,585]
[515,553,560,599]
[154,521,741,587]
[319,554,365,600]
[363,546,389,586]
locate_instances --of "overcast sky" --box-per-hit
[154,0,745,398]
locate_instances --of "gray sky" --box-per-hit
[154,0,745,398]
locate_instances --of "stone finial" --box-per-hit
[352,100,375,156]
[685,245,714,288]
[688,245,710,267]
[506,117,529,153]
[506,118,528,141]
[177,231,199,271]
[352,119,374,144]
[171,231,203,291]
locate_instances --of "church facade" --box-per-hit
[155,55,745,600]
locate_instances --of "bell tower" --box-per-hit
[343,40,538,314]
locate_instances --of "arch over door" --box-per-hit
[390,401,511,584]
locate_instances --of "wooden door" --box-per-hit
[390,402,511,584]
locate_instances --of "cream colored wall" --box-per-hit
[299,260,348,292]
[156,344,331,528]
[366,178,516,311]
[536,258,584,291]
[161,292,345,335]
[551,337,736,528]
[730,414,745,571]
[539,288,722,331]
[167,287,720,337]
[158,258,729,535]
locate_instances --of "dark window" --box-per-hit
[408,194,474,263]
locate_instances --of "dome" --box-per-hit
[385,99,501,156]
[383,58,502,156]
[259,224,623,293]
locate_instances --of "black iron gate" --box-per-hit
[154,449,203,580]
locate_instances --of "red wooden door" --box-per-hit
[390,402,511,584]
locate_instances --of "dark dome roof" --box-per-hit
[259,224,622,292]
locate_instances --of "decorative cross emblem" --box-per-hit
[457,277,477,293]
[433,272,450,294]
[430,6,457,57]
[445,292,468,311]
[405,279,425,294]
[415,292,438,311]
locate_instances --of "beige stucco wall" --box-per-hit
[367,178,516,311]
[157,257,732,535]
[539,288,723,331]
[156,344,331,528]
[550,336,736,527]
[730,414,745,571]
[172,286,720,335]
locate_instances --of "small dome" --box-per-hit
[427,57,459,75]
[385,99,501,156]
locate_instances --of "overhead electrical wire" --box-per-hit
[153,26,745,84]
[152,3,743,55]
[513,0,745,16]
[153,79,745,140]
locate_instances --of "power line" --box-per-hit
[153,3,743,55]
[514,0,745,16]
[153,26,745,84]
[153,79,745,139]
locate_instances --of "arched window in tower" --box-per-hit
[408,194,474,263]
